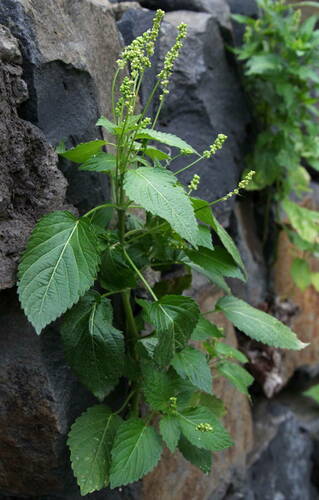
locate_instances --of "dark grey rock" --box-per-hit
[0,24,70,290]
[0,0,125,213]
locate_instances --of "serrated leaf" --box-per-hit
[110,418,163,488]
[18,211,100,334]
[142,365,174,411]
[61,292,124,400]
[177,407,233,451]
[96,116,117,133]
[282,200,319,243]
[195,225,214,250]
[124,167,198,245]
[160,415,181,452]
[145,146,171,161]
[191,316,224,341]
[291,258,312,291]
[59,140,107,163]
[138,295,200,366]
[79,152,116,173]
[304,384,319,404]
[136,129,196,154]
[198,393,226,418]
[68,405,121,495]
[217,361,253,395]
[216,295,307,350]
[215,342,248,363]
[178,436,212,473]
[172,347,212,394]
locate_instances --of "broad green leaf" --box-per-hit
[217,361,253,395]
[216,295,307,350]
[282,200,319,243]
[246,54,282,75]
[61,292,124,400]
[186,247,245,282]
[18,211,100,334]
[191,315,224,341]
[144,146,171,161]
[99,246,137,292]
[142,365,174,411]
[178,436,212,473]
[160,415,181,452]
[96,116,117,134]
[110,418,163,488]
[291,258,311,291]
[171,347,213,394]
[153,273,192,298]
[79,152,116,173]
[195,225,214,250]
[192,198,245,272]
[124,167,198,245]
[59,140,107,163]
[303,384,319,404]
[88,206,113,229]
[177,407,233,451]
[197,393,226,418]
[138,295,200,366]
[139,337,158,359]
[68,405,121,495]
[215,342,248,363]
[136,129,197,154]
[311,272,319,291]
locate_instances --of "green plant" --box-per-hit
[18,11,305,494]
[304,383,319,403]
[233,0,319,290]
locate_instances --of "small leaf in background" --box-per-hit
[79,152,116,173]
[18,212,100,334]
[197,393,226,418]
[246,54,282,75]
[160,415,181,452]
[217,361,254,395]
[124,167,198,245]
[61,292,124,400]
[311,272,319,291]
[215,342,248,363]
[178,436,212,473]
[191,315,224,341]
[136,129,197,154]
[110,418,163,488]
[59,140,107,163]
[216,295,307,350]
[171,346,213,394]
[282,200,319,244]
[68,405,121,495]
[303,384,319,404]
[291,258,312,291]
[96,116,117,134]
[153,273,192,298]
[178,407,233,451]
[138,295,200,366]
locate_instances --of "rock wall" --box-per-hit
[0,1,318,499]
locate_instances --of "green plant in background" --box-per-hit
[304,383,319,403]
[18,11,305,495]
[233,0,319,291]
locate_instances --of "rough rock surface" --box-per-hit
[0,0,128,212]
[118,8,251,225]
[0,24,69,290]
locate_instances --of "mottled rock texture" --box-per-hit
[0,24,69,290]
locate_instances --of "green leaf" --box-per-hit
[124,167,198,245]
[110,418,163,488]
[68,405,121,495]
[216,295,307,350]
[18,211,100,334]
[191,316,224,341]
[231,13,255,24]
[144,146,171,161]
[217,361,253,395]
[195,225,214,250]
[178,436,212,473]
[246,54,282,75]
[177,407,233,451]
[282,200,319,243]
[136,129,197,154]
[160,415,181,452]
[142,366,174,411]
[59,140,107,163]
[186,247,245,282]
[153,273,192,298]
[96,116,117,133]
[191,315,224,341]
[197,393,226,418]
[303,384,319,404]
[138,295,200,366]
[61,291,124,400]
[215,342,248,363]
[291,258,312,291]
[311,272,319,291]
[192,198,245,272]
[99,246,137,292]
[171,346,212,394]
[79,152,116,173]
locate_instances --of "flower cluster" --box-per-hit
[196,423,213,432]
[203,134,228,159]
[221,170,256,201]
[157,23,188,102]
[169,396,177,411]
[188,174,200,192]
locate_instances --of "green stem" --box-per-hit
[101,288,130,298]
[83,202,119,218]
[175,155,204,175]
[115,390,136,415]
[123,247,158,301]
